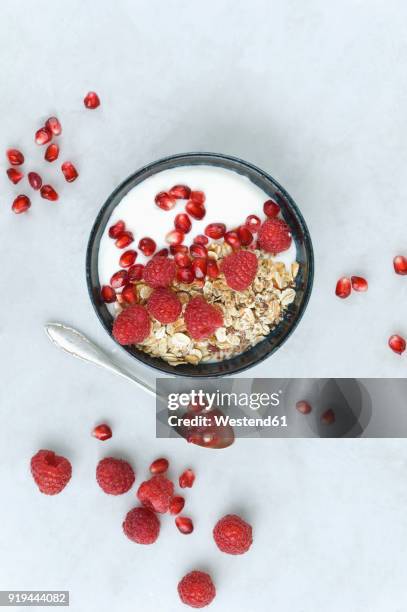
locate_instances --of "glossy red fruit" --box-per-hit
[190,190,205,205]
[110,270,128,289]
[264,198,280,218]
[108,220,125,239]
[393,255,407,275]
[35,126,52,145]
[84,91,100,109]
[174,213,192,234]
[192,258,207,279]
[179,468,195,489]
[45,143,59,162]
[121,284,137,304]
[169,496,185,515]
[237,226,253,246]
[40,185,59,201]
[100,285,116,303]
[166,230,185,245]
[169,185,191,199]
[92,423,112,441]
[175,516,194,535]
[321,409,335,425]
[7,148,24,165]
[185,200,206,220]
[296,401,312,415]
[207,259,220,279]
[115,231,134,249]
[335,277,351,299]
[28,171,42,190]
[175,252,191,268]
[128,263,144,281]
[351,276,368,292]
[149,458,169,474]
[177,267,194,284]
[224,231,241,249]
[155,248,169,257]
[45,116,62,136]
[138,237,156,256]
[170,244,188,255]
[245,214,261,232]
[190,244,207,258]
[7,168,24,184]
[193,234,209,246]
[155,191,176,211]
[388,334,406,355]
[120,250,137,268]
[205,223,226,240]
[61,161,78,182]
[12,195,31,214]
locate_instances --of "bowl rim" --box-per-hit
[86,151,314,377]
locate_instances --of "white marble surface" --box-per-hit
[1,1,407,610]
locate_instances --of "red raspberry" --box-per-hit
[258,218,292,254]
[220,250,258,291]
[96,457,135,495]
[213,514,253,555]
[30,450,72,495]
[112,304,151,345]
[137,474,174,513]
[178,571,216,608]
[184,296,223,340]
[147,287,182,323]
[123,506,160,545]
[143,256,176,288]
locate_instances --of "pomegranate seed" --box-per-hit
[84,91,101,109]
[335,277,351,299]
[190,243,208,258]
[169,496,185,515]
[224,230,241,249]
[179,468,195,489]
[175,516,194,535]
[166,229,185,245]
[155,248,169,257]
[7,168,23,184]
[28,171,42,190]
[237,225,253,246]
[388,334,406,355]
[7,148,24,165]
[92,423,112,441]
[149,458,169,474]
[45,116,62,136]
[245,215,261,232]
[35,126,52,145]
[115,231,134,248]
[207,259,220,279]
[393,255,407,275]
[128,263,144,281]
[138,237,156,256]
[296,401,312,415]
[175,252,191,268]
[192,258,207,279]
[45,143,59,162]
[121,284,137,303]
[12,194,31,214]
[264,198,280,217]
[205,223,226,239]
[194,234,209,246]
[351,276,368,292]
[185,200,206,220]
[40,185,59,201]
[108,220,125,239]
[119,250,137,268]
[61,161,78,182]
[177,267,194,284]
[174,213,192,233]
[110,270,128,289]
[169,184,191,199]
[170,244,188,255]
[321,409,335,425]
[155,191,176,211]
[100,285,116,303]
[190,190,205,205]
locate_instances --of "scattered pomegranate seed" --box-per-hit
[121,284,137,303]
[84,91,101,109]
[35,126,52,145]
[192,258,207,279]
[128,263,144,281]
[92,423,112,441]
[174,213,192,234]
[100,285,116,303]
[175,252,191,268]
[169,496,185,515]
[45,116,62,136]
[108,220,125,239]
[335,277,351,299]
[119,250,137,268]
[28,171,42,190]
[190,244,208,258]
[237,226,253,246]
[245,214,261,232]
[264,198,280,218]
[224,231,241,249]
[7,168,24,184]
[110,270,128,289]
[45,143,59,162]
[205,223,226,240]
[138,237,156,257]
[170,244,188,255]
[177,267,195,284]
[351,276,368,292]
[393,255,407,276]
[12,194,31,214]
[185,200,206,220]
[7,148,24,165]
[296,400,312,415]
[169,185,191,199]
[321,409,335,425]
[115,231,134,249]
[61,161,78,182]
[175,516,194,535]
[166,230,185,246]
[193,235,209,246]
[40,185,59,201]
[155,248,169,257]
[179,468,195,488]
[155,191,176,211]
[388,334,406,355]
[207,259,220,279]
[149,458,169,474]
[190,190,205,205]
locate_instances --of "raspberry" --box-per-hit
[147,287,182,323]
[96,457,135,495]
[30,450,72,495]
[112,304,151,345]
[258,218,292,253]
[184,296,223,340]
[143,256,176,288]
[123,507,160,545]
[213,514,253,555]
[137,474,174,513]
[177,571,216,608]
[220,250,258,291]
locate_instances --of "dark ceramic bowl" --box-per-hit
[86,152,314,377]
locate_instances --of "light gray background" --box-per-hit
[1,1,407,610]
